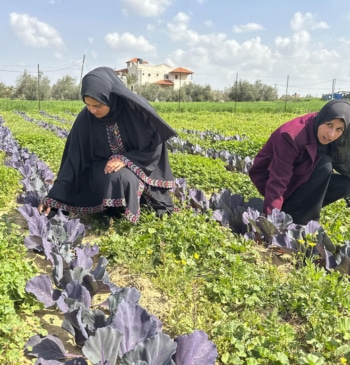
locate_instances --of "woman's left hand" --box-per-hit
[104,157,126,174]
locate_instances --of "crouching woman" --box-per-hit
[249,99,350,225]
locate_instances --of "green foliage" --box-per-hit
[2,99,350,364]
[12,70,51,101]
[0,217,41,364]
[272,262,350,363]
[226,79,279,102]
[169,152,258,199]
[176,131,264,158]
[0,98,326,114]
[0,98,83,113]
[135,82,221,102]
[0,152,22,209]
[25,110,74,130]
[98,209,350,364]
[51,75,80,100]
[2,111,65,173]
[99,208,244,270]
[162,111,296,143]
[320,200,350,245]
[152,100,326,114]
[0,84,14,98]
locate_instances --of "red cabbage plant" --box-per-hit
[1,117,218,365]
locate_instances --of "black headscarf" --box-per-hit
[81,66,177,141]
[314,99,350,128]
[313,99,350,155]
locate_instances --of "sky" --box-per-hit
[1,0,350,97]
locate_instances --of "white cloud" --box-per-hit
[339,37,350,46]
[165,12,275,89]
[53,52,63,59]
[164,10,347,95]
[104,32,156,53]
[9,12,64,48]
[171,11,191,26]
[204,20,213,27]
[90,51,98,59]
[290,12,329,32]
[87,37,94,44]
[163,10,350,95]
[120,0,173,17]
[275,36,290,47]
[233,23,264,33]
[271,25,342,95]
[167,12,226,45]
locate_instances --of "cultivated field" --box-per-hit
[1,99,350,365]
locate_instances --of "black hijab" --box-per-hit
[314,99,350,155]
[315,99,350,127]
[81,66,177,141]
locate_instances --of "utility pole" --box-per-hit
[79,54,85,93]
[37,64,40,110]
[234,73,238,113]
[178,73,182,112]
[284,75,289,112]
[331,78,336,99]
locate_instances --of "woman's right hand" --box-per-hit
[38,203,51,217]
[104,157,126,174]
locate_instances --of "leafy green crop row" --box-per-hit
[0,217,41,364]
[0,152,22,209]
[2,111,65,173]
[0,120,44,364]
[2,100,350,364]
[169,152,257,199]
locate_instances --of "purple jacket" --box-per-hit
[249,112,319,214]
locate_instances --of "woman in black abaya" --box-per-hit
[38,67,177,223]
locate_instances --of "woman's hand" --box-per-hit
[104,157,126,174]
[38,203,51,216]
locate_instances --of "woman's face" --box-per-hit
[84,96,110,118]
[317,118,346,145]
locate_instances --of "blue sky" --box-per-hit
[1,0,350,96]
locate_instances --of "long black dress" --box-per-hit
[41,67,177,223]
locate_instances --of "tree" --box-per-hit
[51,76,80,100]
[225,79,278,102]
[126,74,138,90]
[0,83,14,98]
[178,83,224,102]
[13,70,51,100]
[134,83,177,102]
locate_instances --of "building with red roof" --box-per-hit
[115,58,193,90]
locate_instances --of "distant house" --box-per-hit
[115,57,193,90]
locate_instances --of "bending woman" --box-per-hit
[38,67,177,223]
[249,99,350,225]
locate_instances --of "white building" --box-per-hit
[115,57,194,90]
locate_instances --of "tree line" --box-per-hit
[0,70,281,102]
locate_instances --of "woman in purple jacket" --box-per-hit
[249,99,350,225]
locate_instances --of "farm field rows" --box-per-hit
[2,99,350,364]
